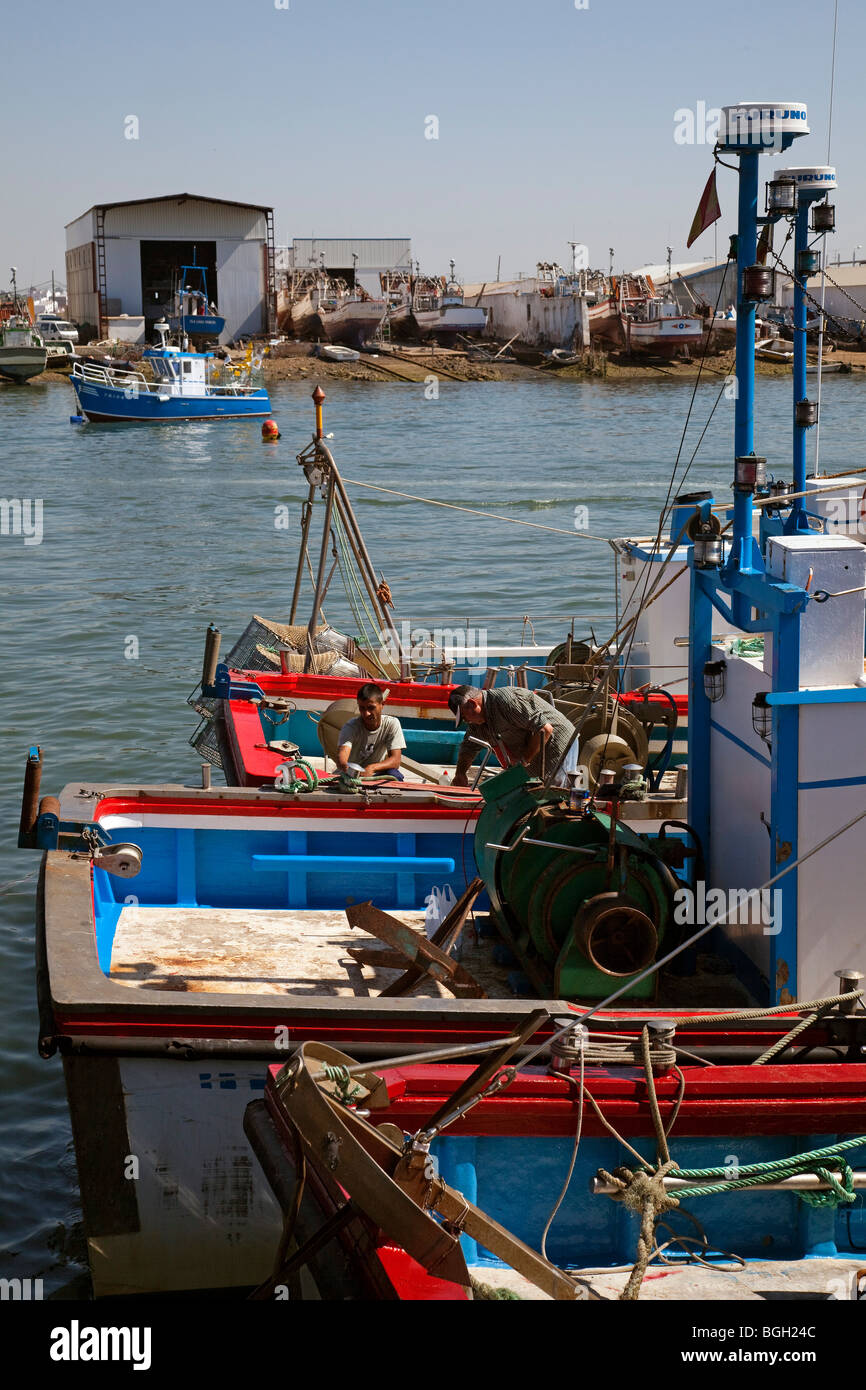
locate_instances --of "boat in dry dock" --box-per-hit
[588,272,703,354]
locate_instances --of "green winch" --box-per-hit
[474,766,677,1001]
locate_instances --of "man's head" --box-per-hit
[357,682,386,730]
[448,685,485,727]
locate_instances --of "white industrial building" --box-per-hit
[777,263,866,327]
[276,238,411,297]
[464,274,591,349]
[65,193,276,343]
[634,259,739,315]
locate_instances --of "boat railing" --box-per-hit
[72,360,150,389]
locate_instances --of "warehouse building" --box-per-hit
[65,193,276,343]
[276,238,411,297]
[777,263,866,328]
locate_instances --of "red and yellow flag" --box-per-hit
[687,168,722,249]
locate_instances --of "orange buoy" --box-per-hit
[262,419,280,440]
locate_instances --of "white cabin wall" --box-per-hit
[797,704,866,999]
[618,545,738,692]
[708,653,773,980]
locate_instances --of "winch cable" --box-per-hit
[340,477,612,543]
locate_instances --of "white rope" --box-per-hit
[340,477,611,542]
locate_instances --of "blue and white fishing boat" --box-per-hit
[168,249,226,340]
[69,319,270,422]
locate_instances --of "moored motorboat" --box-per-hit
[0,270,47,382]
[70,319,270,421]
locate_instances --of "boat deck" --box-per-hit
[109,905,515,998]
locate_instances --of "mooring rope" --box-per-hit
[340,477,611,542]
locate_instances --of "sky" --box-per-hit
[2,0,861,293]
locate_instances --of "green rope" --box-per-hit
[321,1063,365,1106]
[275,757,319,794]
[670,1135,866,1208]
[728,636,764,657]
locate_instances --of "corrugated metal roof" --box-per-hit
[290,238,411,269]
[65,192,273,229]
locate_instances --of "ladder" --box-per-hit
[95,207,108,338]
[265,210,277,334]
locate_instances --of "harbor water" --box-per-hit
[1,371,864,1293]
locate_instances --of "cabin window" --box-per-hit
[526,304,531,321]
[183,360,192,374]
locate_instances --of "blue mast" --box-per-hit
[685,102,812,1001]
[780,167,837,532]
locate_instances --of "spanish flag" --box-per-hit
[687,168,722,249]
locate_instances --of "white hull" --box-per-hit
[67,1055,281,1296]
[415,305,487,340]
[0,346,47,382]
[319,299,387,346]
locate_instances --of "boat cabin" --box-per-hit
[144,346,212,393]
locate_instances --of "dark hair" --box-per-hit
[447,684,474,716]
[357,682,385,703]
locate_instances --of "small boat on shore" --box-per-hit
[316,343,360,362]
[70,320,270,422]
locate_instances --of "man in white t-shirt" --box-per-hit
[336,683,407,780]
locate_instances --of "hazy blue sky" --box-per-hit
[3,0,860,292]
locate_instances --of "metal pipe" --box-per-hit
[787,199,811,530]
[326,457,408,676]
[303,471,335,672]
[18,747,42,847]
[288,484,316,625]
[724,149,762,623]
[201,624,221,688]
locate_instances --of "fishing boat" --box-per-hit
[19,97,866,1303]
[413,263,487,344]
[168,249,225,339]
[69,319,270,422]
[379,265,487,344]
[588,273,703,355]
[316,279,387,348]
[276,267,322,336]
[244,1039,866,1299]
[0,271,47,382]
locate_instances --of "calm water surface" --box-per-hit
[1,370,863,1290]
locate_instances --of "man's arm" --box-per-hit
[521,723,554,766]
[336,742,352,771]
[363,748,403,777]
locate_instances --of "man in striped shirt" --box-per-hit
[449,685,578,788]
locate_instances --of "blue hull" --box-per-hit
[169,315,226,337]
[71,378,270,422]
